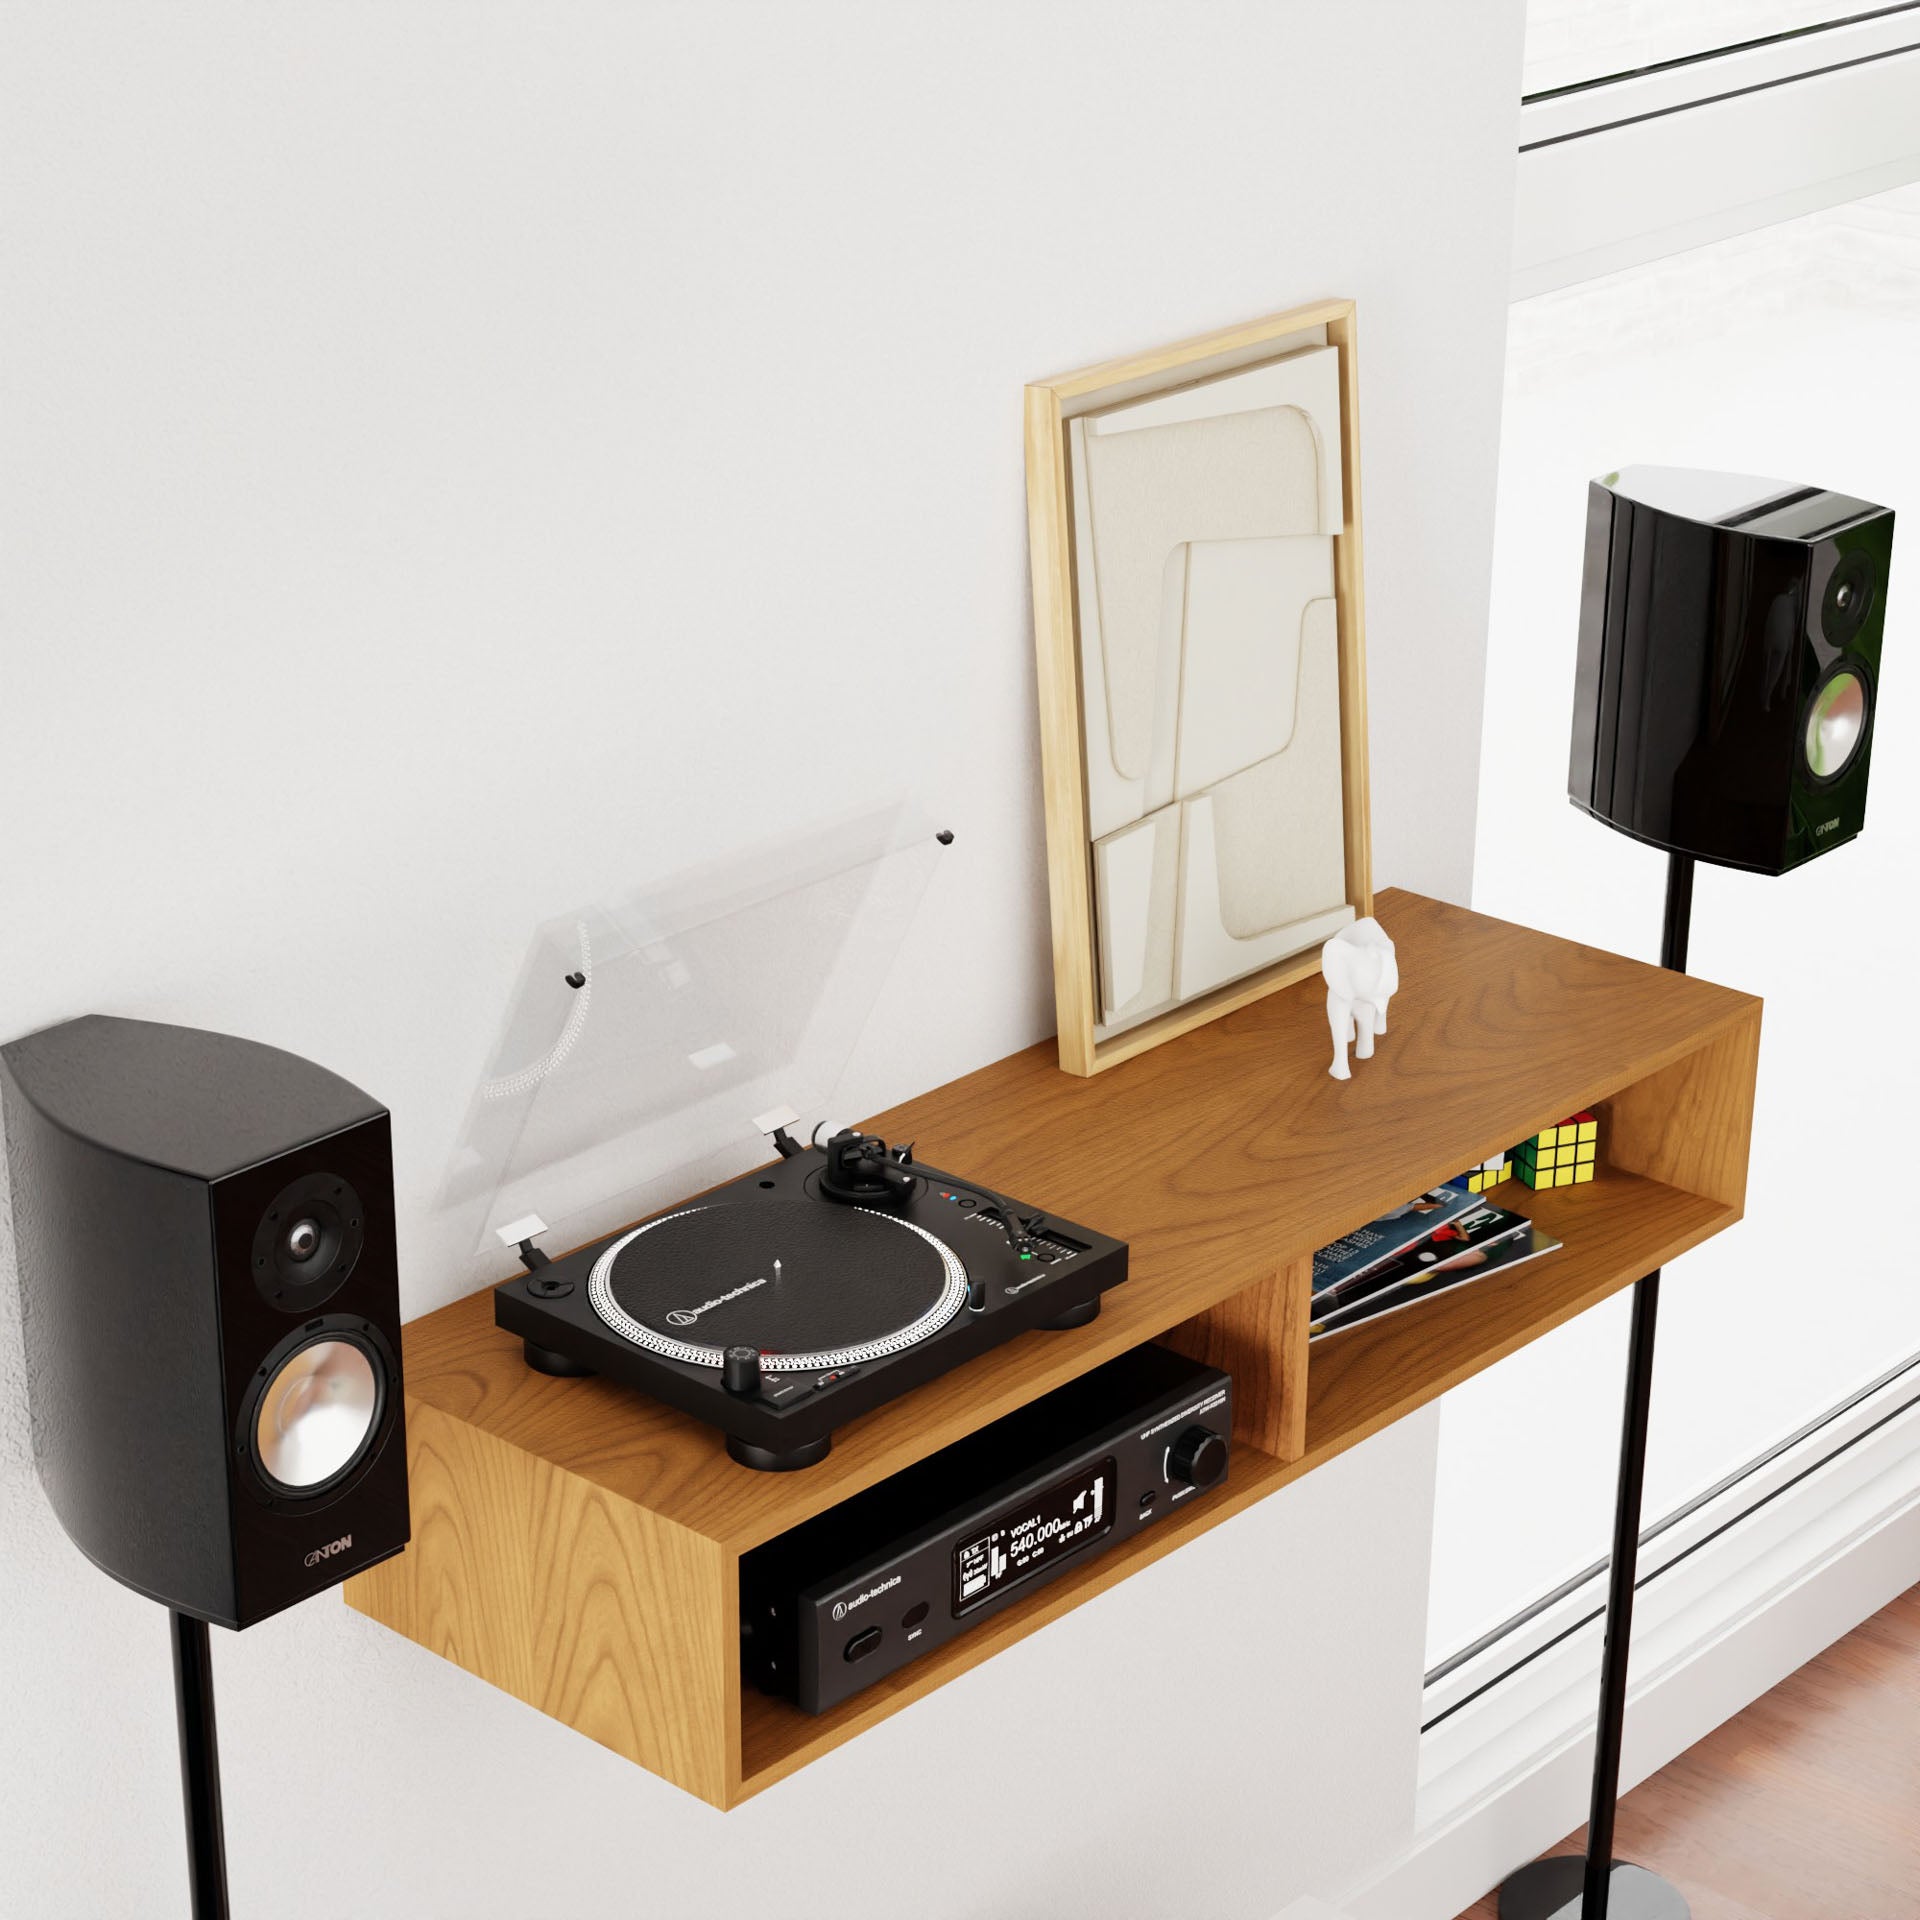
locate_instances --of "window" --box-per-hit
[1428,27,1920,1674]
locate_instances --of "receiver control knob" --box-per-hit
[1167,1425,1227,1491]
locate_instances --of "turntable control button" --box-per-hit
[813,1365,862,1392]
[844,1626,883,1663]
[722,1346,762,1395]
[1167,1425,1228,1491]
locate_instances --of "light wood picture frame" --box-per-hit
[1025,298,1373,1077]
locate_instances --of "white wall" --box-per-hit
[0,7,1524,1917]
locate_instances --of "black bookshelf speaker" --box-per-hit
[1,1015,408,1629]
[1570,466,1894,874]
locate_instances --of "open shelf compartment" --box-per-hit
[345,890,1760,1808]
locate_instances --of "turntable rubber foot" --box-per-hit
[523,1340,596,1378]
[1043,1297,1101,1331]
[728,1432,833,1472]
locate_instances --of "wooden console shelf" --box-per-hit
[346,889,1760,1807]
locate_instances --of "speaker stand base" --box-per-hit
[1499,1856,1687,1919]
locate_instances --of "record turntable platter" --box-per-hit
[589,1199,968,1370]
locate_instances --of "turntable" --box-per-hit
[449,808,1129,1470]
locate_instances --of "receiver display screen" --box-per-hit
[952,1457,1116,1615]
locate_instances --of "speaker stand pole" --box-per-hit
[1498,853,1695,1920]
[169,1610,231,1920]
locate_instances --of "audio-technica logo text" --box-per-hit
[664,1276,769,1328]
[831,1574,902,1622]
[304,1535,353,1568]
[1815,817,1843,837]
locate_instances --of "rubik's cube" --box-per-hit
[1515,1112,1598,1189]
[1452,1151,1514,1194]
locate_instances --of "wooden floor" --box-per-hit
[1459,1582,1920,1919]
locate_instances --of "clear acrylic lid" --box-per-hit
[442,803,948,1266]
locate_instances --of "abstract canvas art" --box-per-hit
[1026,301,1372,1074]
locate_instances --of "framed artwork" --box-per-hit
[1024,298,1372,1076]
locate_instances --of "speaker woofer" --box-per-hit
[252,1336,380,1494]
[239,1318,395,1506]
[1803,664,1870,783]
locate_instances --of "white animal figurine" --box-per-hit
[1322,917,1398,1081]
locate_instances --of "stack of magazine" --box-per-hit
[1309,1186,1561,1342]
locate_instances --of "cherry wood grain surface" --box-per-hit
[347,1396,736,1800]
[1305,1171,1734,1461]
[385,889,1759,1553]
[349,888,1762,1805]
[1164,1255,1314,1459]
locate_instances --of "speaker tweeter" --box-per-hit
[253,1169,364,1313]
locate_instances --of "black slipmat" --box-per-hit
[494,1140,1130,1471]
[601,1201,953,1358]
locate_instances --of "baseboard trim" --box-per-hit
[1513,41,1920,299]
[1339,1393,1920,1920]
